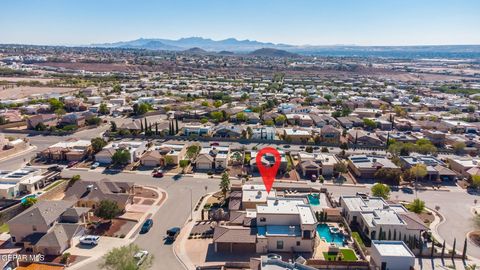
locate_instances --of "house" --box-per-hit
[320,125,341,144]
[194,146,230,171]
[250,150,288,173]
[337,116,363,129]
[157,143,187,165]
[39,139,91,162]
[182,123,213,137]
[378,132,417,144]
[0,167,47,199]
[26,114,57,130]
[8,200,88,256]
[95,141,147,164]
[347,155,399,179]
[213,196,318,254]
[213,125,244,139]
[286,114,313,127]
[448,157,480,177]
[59,113,86,127]
[298,160,321,178]
[140,151,163,167]
[283,128,311,143]
[118,120,142,133]
[297,152,339,177]
[353,108,381,118]
[370,241,415,270]
[241,184,277,210]
[399,155,457,181]
[340,195,429,242]
[347,129,383,146]
[64,180,134,211]
[251,127,276,140]
[0,109,22,123]
[423,130,446,147]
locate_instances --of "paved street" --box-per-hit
[60,170,220,270]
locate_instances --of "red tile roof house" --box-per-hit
[7,200,89,256]
[26,114,58,130]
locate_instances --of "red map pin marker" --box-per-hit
[256,147,281,194]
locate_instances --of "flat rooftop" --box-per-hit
[372,240,415,257]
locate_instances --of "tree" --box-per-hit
[54,108,66,116]
[201,101,210,107]
[112,84,122,93]
[110,121,117,132]
[179,160,189,173]
[264,119,274,126]
[133,103,149,116]
[164,156,174,167]
[34,122,47,131]
[99,103,109,115]
[91,137,107,153]
[100,243,153,270]
[236,112,247,122]
[374,168,401,185]
[95,200,121,220]
[305,146,313,153]
[274,115,286,125]
[112,149,130,165]
[334,162,348,174]
[213,100,222,108]
[186,145,200,159]
[210,111,224,122]
[407,198,425,213]
[220,172,230,197]
[200,117,208,124]
[471,175,480,190]
[68,175,81,188]
[410,164,428,194]
[453,142,466,154]
[363,118,377,130]
[21,197,38,208]
[371,183,391,199]
[49,98,64,112]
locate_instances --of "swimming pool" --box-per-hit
[307,194,320,206]
[21,194,36,204]
[316,224,345,246]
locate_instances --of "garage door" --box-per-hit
[216,242,255,253]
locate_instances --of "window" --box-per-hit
[260,217,266,222]
[296,241,301,246]
[276,240,284,250]
[11,236,16,242]
[303,230,311,239]
[32,225,37,231]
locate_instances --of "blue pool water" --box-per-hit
[316,224,345,246]
[21,194,36,204]
[307,194,320,206]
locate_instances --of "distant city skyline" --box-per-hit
[1,0,479,46]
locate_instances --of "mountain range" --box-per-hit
[91,37,480,58]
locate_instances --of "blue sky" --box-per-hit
[1,0,479,46]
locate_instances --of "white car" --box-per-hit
[134,250,149,266]
[79,235,100,245]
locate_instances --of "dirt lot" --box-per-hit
[0,85,77,99]
[134,187,159,199]
[88,219,136,238]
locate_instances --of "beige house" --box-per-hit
[140,151,163,167]
[8,200,89,256]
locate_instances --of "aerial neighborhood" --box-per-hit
[0,38,480,270]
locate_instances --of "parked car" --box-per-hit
[91,162,100,169]
[401,187,414,194]
[310,174,318,182]
[47,165,63,172]
[67,161,79,168]
[141,219,153,234]
[134,250,149,267]
[166,227,181,241]
[210,142,220,146]
[79,235,99,245]
[153,171,164,178]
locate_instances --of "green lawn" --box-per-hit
[352,231,366,250]
[44,180,66,191]
[0,223,9,233]
[323,249,357,261]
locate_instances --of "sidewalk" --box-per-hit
[68,186,168,270]
[0,145,36,162]
[173,190,219,270]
